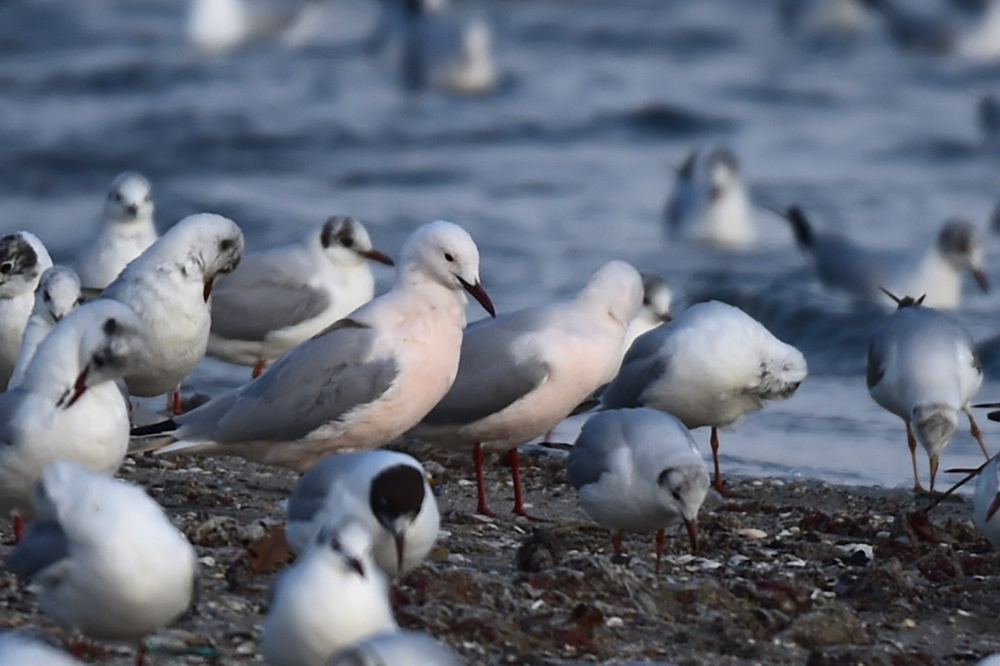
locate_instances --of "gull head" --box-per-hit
[706,148,741,201]
[103,172,154,225]
[0,232,52,300]
[149,213,244,300]
[656,462,711,552]
[640,272,673,324]
[319,216,394,269]
[911,402,959,490]
[34,266,81,325]
[400,220,494,316]
[369,463,428,575]
[937,219,989,293]
[314,516,378,579]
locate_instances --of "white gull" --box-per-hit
[326,630,466,666]
[208,215,393,377]
[411,260,642,517]
[134,220,494,471]
[0,231,53,390]
[601,300,807,494]
[8,266,82,390]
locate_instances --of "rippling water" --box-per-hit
[4,0,1000,489]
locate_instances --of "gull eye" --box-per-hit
[0,262,12,274]
[42,291,51,303]
[103,318,118,336]
[114,191,123,202]
[219,238,235,252]
[444,252,454,262]
[341,235,354,248]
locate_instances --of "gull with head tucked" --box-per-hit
[8,266,82,390]
[133,220,494,471]
[101,213,244,414]
[0,231,53,390]
[602,300,807,494]
[76,172,158,291]
[208,215,394,377]
[411,260,643,517]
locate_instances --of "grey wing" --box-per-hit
[566,413,622,489]
[812,235,895,299]
[210,255,331,342]
[601,330,669,409]
[420,324,548,427]
[286,456,343,522]
[179,320,398,444]
[4,522,68,579]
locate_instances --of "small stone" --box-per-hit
[738,528,768,540]
[605,616,624,628]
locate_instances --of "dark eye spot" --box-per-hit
[103,318,117,336]
[341,235,354,248]
[219,238,235,252]
[114,192,123,202]
[444,253,454,262]
[0,262,12,274]
[42,292,51,303]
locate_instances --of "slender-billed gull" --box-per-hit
[568,408,710,571]
[602,300,807,493]
[133,220,494,471]
[8,266,82,389]
[867,293,987,492]
[101,213,244,414]
[0,300,144,536]
[4,460,197,658]
[784,206,989,309]
[208,215,393,377]
[412,260,642,517]
[664,148,754,250]
[326,630,466,666]
[0,633,83,666]
[285,449,439,576]
[261,516,397,666]
[0,231,53,390]
[76,172,157,291]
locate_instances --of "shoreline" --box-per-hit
[3,442,1000,666]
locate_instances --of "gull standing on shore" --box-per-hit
[132,221,494,470]
[411,261,642,517]
[76,172,158,291]
[567,408,711,571]
[867,294,987,492]
[783,206,989,309]
[101,213,244,414]
[0,231,53,390]
[8,266,81,389]
[284,450,439,577]
[0,300,144,536]
[208,215,393,377]
[602,300,808,494]
[4,460,197,663]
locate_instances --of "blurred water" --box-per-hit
[4,0,1000,490]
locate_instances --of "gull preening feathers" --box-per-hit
[284,450,440,577]
[208,215,393,377]
[75,172,158,291]
[133,220,494,471]
[784,206,989,309]
[0,231,53,390]
[602,300,807,493]
[4,460,197,647]
[0,300,144,524]
[567,408,711,571]
[867,294,987,491]
[101,213,244,413]
[411,260,642,517]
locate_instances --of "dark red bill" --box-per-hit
[459,277,495,317]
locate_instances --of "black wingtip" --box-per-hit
[130,418,179,437]
[783,206,813,249]
[879,287,925,309]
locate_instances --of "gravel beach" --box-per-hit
[3,440,1000,666]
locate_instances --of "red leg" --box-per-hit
[473,444,496,517]
[509,448,545,521]
[170,388,183,416]
[252,359,267,378]
[709,427,735,496]
[135,642,147,666]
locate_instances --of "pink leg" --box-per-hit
[509,448,544,521]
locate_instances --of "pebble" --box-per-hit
[738,528,768,540]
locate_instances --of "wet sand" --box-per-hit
[3,441,1000,666]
